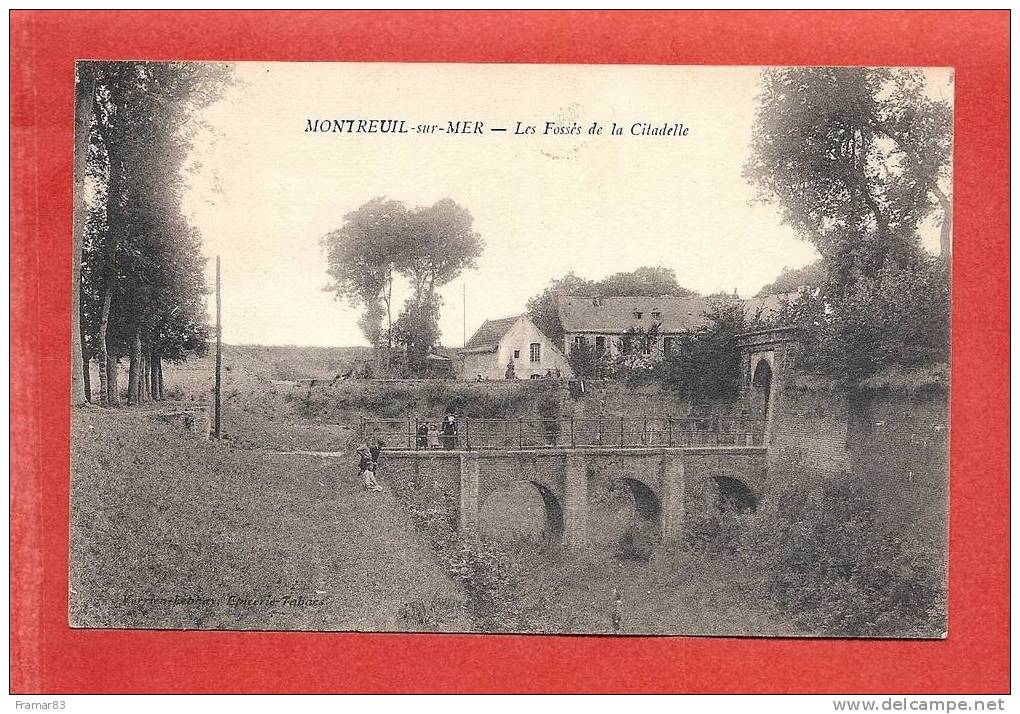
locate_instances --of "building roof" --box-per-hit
[557,295,716,333]
[558,293,795,334]
[462,315,522,352]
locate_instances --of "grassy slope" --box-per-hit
[70,409,468,631]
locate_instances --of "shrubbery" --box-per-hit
[567,303,748,400]
[388,465,531,632]
[765,254,950,385]
[656,302,747,400]
[684,468,946,637]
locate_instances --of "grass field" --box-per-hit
[70,408,469,632]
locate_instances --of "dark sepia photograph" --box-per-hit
[69,61,952,637]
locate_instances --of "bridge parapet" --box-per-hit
[364,415,765,451]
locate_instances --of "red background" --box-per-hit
[9,10,1010,694]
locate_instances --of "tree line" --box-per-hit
[72,61,231,407]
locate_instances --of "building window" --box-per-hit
[633,311,643,319]
[651,310,661,319]
[642,337,653,355]
[530,343,541,363]
[574,335,586,347]
[513,349,520,359]
[595,335,606,352]
[663,335,677,355]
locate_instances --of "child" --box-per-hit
[427,423,441,450]
[362,461,383,492]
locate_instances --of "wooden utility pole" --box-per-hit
[214,256,222,439]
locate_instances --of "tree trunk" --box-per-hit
[107,355,120,406]
[139,347,148,403]
[143,346,152,402]
[386,269,393,349]
[82,348,92,403]
[95,87,124,408]
[127,331,141,405]
[71,62,97,407]
[96,289,112,406]
[934,188,952,257]
[144,347,152,401]
[156,354,164,400]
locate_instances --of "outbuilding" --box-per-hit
[457,314,572,380]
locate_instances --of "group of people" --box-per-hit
[355,438,384,492]
[415,414,459,451]
[357,413,460,493]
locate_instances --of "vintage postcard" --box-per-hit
[69,61,952,637]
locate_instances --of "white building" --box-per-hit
[457,314,572,380]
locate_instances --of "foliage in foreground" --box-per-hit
[687,470,946,638]
[387,465,533,632]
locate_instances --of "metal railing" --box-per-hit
[360,415,765,451]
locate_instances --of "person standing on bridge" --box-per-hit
[441,413,458,451]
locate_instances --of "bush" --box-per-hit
[772,255,950,384]
[567,341,611,379]
[618,520,658,562]
[445,540,526,632]
[536,391,561,444]
[657,302,745,400]
[388,466,529,632]
[736,475,946,637]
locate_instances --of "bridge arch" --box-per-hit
[529,480,565,535]
[479,478,565,541]
[619,477,662,523]
[751,359,773,418]
[711,474,758,513]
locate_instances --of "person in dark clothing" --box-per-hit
[416,423,429,450]
[355,436,384,491]
[441,414,458,450]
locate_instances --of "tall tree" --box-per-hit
[756,259,827,296]
[396,200,484,371]
[321,197,484,374]
[745,67,953,382]
[321,198,409,352]
[744,67,953,288]
[400,199,484,311]
[71,62,97,406]
[79,61,229,406]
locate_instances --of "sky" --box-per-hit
[182,63,952,347]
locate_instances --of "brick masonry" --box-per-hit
[382,446,766,551]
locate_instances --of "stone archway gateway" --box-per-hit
[737,326,798,446]
[751,359,773,420]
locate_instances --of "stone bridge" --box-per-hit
[381,445,767,551]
